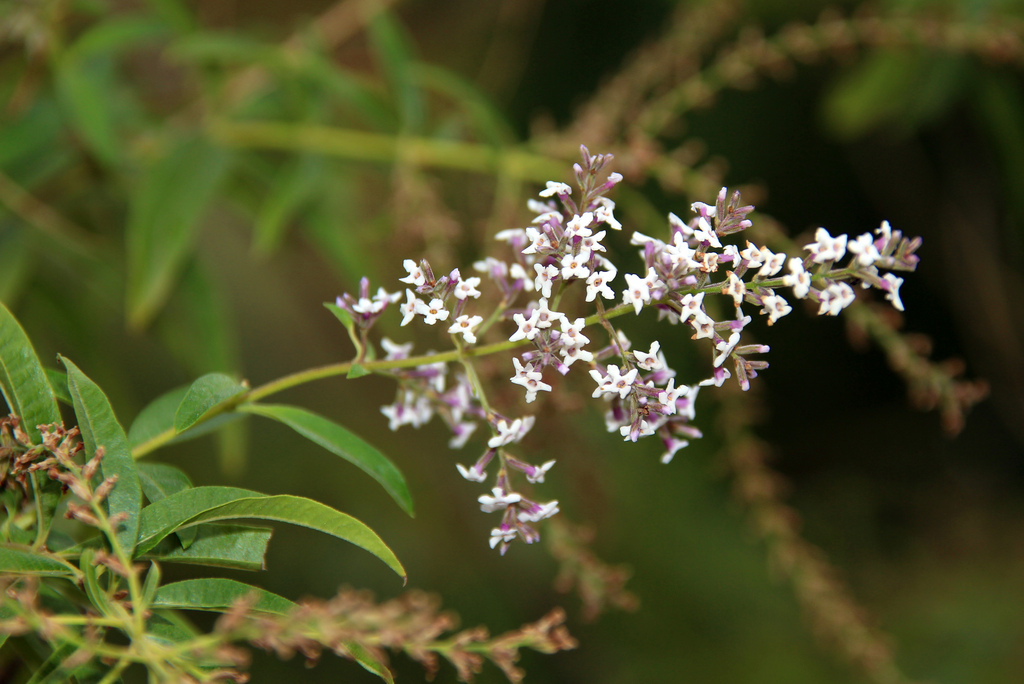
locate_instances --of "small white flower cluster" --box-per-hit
[332,146,923,555]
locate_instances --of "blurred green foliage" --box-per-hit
[2,0,1024,682]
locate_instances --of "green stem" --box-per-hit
[208,120,565,181]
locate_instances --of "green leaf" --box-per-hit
[142,560,161,606]
[136,486,262,553]
[367,11,424,132]
[126,136,232,329]
[239,403,413,517]
[137,461,196,547]
[0,303,64,537]
[142,523,272,571]
[24,643,76,684]
[0,302,61,441]
[253,155,324,254]
[137,462,193,502]
[152,578,295,615]
[324,301,355,331]
[66,17,168,59]
[60,356,143,555]
[349,642,395,683]
[54,57,122,164]
[44,368,73,406]
[0,546,76,577]
[81,548,115,617]
[347,363,371,379]
[157,260,239,379]
[174,373,247,433]
[0,228,34,304]
[141,0,194,34]
[128,386,188,448]
[136,487,405,580]
[410,63,515,147]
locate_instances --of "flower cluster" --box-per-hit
[333,146,922,554]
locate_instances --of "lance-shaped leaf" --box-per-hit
[0,302,61,442]
[45,368,73,406]
[142,524,272,571]
[0,546,77,578]
[239,403,413,517]
[138,461,196,547]
[174,373,247,433]
[152,578,295,615]
[128,385,189,449]
[0,304,65,537]
[126,135,231,329]
[61,356,143,555]
[136,487,405,580]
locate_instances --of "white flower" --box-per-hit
[817,282,856,316]
[661,437,690,464]
[620,420,654,440]
[623,269,658,314]
[693,216,722,248]
[633,341,664,372]
[417,298,449,325]
[805,227,848,264]
[559,317,590,347]
[487,415,534,449]
[580,230,607,254]
[657,378,689,413]
[586,269,616,302]
[509,358,551,403]
[448,315,483,343]
[691,199,717,218]
[509,263,533,290]
[678,292,705,322]
[534,263,559,299]
[456,463,487,482]
[539,181,572,197]
[454,277,482,300]
[876,220,893,247]
[589,365,639,400]
[400,290,421,326]
[473,257,508,279]
[494,228,527,244]
[560,251,591,280]
[518,500,560,523]
[721,272,747,309]
[595,200,621,230]
[847,232,881,267]
[666,232,699,271]
[560,344,594,366]
[782,258,812,299]
[757,247,787,277]
[479,488,521,512]
[565,212,594,238]
[525,459,556,484]
[668,211,694,240]
[740,241,764,268]
[509,310,541,342]
[690,311,716,340]
[489,526,517,548]
[399,259,426,287]
[532,298,565,329]
[713,332,741,368]
[381,337,413,360]
[761,293,792,325]
[882,273,904,311]
[448,422,478,450]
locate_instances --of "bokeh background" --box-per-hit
[1,0,1023,682]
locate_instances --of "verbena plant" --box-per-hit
[0,0,1008,682]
